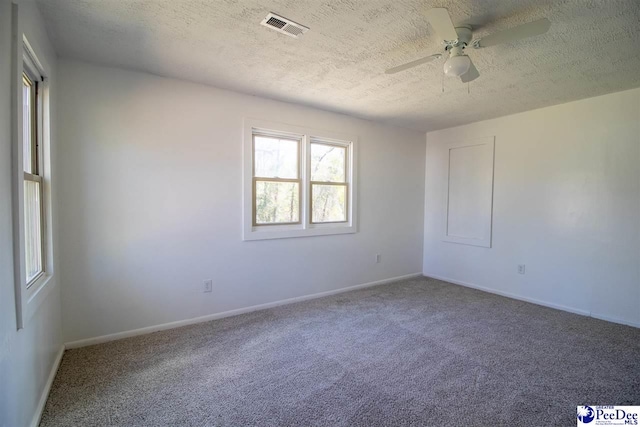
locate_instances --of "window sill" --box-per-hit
[24,274,56,323]
[243,224,356,241]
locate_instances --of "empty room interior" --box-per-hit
[1,0,640,426]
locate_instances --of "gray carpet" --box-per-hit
[41,277,640,426]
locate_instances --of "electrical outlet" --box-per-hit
[375,254,381,264]
[517,265,526,275]
[203,279,213,293]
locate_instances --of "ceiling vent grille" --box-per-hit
[261,12,309,38]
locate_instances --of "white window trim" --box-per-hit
[243,118,358,241]
[12,30,55,329]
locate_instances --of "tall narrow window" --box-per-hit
[310,140,348,223]
[22,69,44,286]
[253,134,301,225]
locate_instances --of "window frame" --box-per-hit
[243,118,358,241]
[251,132,302,227]
[12,33,54,329]
[22,64,46,288]
[309,139,350,225]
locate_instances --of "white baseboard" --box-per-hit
[30,344,64,427]
[424,273,640,328]
[65,273,424,349]
[589,313,640,329]
[424,273,591,315]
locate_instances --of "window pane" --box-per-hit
[312,184,347,223]
[311,143,346,183]
[254,136,298,179]
[24,180,43,284]
[22,75,33,174]
[255,180,299,224]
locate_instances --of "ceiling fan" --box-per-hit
[385,8,551,82]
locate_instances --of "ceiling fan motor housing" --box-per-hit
[445,26,472,52]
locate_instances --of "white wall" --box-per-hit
[0,1,63,427]
[423,88,640,328]
[57,60,426,343]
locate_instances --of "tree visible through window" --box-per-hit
[253,135,301,225]
[245,121,356,240]
[310,142,347,223]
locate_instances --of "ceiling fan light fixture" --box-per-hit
[384,8,551,81]
[443,55,471,77]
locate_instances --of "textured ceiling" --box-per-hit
[37,0,640,131]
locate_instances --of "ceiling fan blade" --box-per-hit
[425,8,459,42]
[473,18,551,48]
[460,59,480,83]
[385,54,441,75]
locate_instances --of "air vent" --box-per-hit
[261,12,309,38]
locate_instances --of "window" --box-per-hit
[14,37,52,329]
[22,64,45,286]
[243,119,357,240]
[310,140,348,224]
[253,133,301,225]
